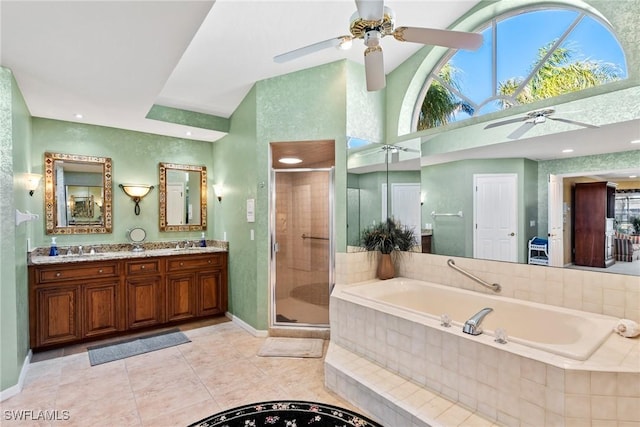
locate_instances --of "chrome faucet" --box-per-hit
[463,307,493,335]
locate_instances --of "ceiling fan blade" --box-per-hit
[274,36,350,63]
[355,0,384,21]
[507,121,535,139]
[484,116,526,129]
[394,26,483,51]
[364,46,385,91]
[547,116,599,129]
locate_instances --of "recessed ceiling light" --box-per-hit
[74,113,83,119]
[562,148,574,153]
[279,157,302,164]
[186,131,192,136]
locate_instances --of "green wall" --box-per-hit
[354,170,421,231]
[254,61,349,329]
[1,67,32,391]
[422,158,538,263]
[211,86,260,328]
[211,61,375,330]
[30,118,215,248]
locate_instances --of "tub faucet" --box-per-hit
[463,307,493,335]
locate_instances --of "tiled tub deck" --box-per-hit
[325,280,640,426]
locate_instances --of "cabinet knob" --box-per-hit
[55,272,61,277]
[98,269,103,273]
[180,262,184,266]
[208,260,211,264]
[141,265,145,269]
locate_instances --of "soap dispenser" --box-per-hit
[199,232,207,247]
[49,237,59,256]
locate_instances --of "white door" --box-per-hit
[473,174,518,262]
[548,174,564,267]
[391,183,421,242]
[166,183,185,225]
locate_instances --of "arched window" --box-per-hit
[415,7,627,131]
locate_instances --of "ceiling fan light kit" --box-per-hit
[273,0,483,91]
[485,107,599,139]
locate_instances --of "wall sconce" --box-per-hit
[25,173,42,196]
[119,184,154,215]
[213,184,223,202]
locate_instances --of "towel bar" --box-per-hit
[431,210,463,218]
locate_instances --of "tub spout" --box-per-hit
[463,307,493,335]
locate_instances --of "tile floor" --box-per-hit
[1,319,354,427]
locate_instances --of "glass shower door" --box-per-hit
[272,168,333,327]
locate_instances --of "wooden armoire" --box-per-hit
[573,181,616,268]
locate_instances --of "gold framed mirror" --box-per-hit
[159,162,207,232]
[44,152,113,234]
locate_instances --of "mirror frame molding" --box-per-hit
[44,151,113,235]
[158,162,207,232]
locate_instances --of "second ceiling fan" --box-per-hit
[274,0,483,91]
[484,107,599,139]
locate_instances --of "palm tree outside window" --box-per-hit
[416,8,627,131]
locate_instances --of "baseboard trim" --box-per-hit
[0,350,32,402]
[227,312,268,337]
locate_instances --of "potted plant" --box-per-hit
[360,217,417,279]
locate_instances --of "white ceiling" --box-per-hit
[2,0,638,175]
[1,0,479,142]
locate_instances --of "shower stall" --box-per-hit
[271,168,334,327]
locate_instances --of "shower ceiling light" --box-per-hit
[279,157,302,165]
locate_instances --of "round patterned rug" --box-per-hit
[188,400,382,427]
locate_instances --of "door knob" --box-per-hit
[509,232,515,236]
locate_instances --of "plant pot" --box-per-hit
[377,253,395,280]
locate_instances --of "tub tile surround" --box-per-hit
[337,251,639,323]
[328,252,640,426]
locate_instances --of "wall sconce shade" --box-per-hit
[119,184,154,215]
[25,173,42,196]
[213,184,223,202]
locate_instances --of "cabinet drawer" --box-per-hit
[126,260,161,275]
[38,263,118,283]
[167,254,223,271]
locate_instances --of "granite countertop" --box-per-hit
[29,240,228,265]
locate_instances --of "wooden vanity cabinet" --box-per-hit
[166,252,228,320]
[83,281,121,338]
[125,259,164,329]
[29,261,121,348]
[29,251,228,350]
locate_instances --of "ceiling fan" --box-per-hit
[273,0,483,91]
[484,107,599,139]
[351,143,420,164]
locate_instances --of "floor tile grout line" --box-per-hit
[177,340,224,413]
[123,351,145,427]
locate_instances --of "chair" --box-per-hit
[614,233,640,262]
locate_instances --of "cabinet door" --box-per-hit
[166,273,196,322]
[126,276,163,329]
[197,270,226,316]
[84,281,120,338]
[36,286,81,347]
